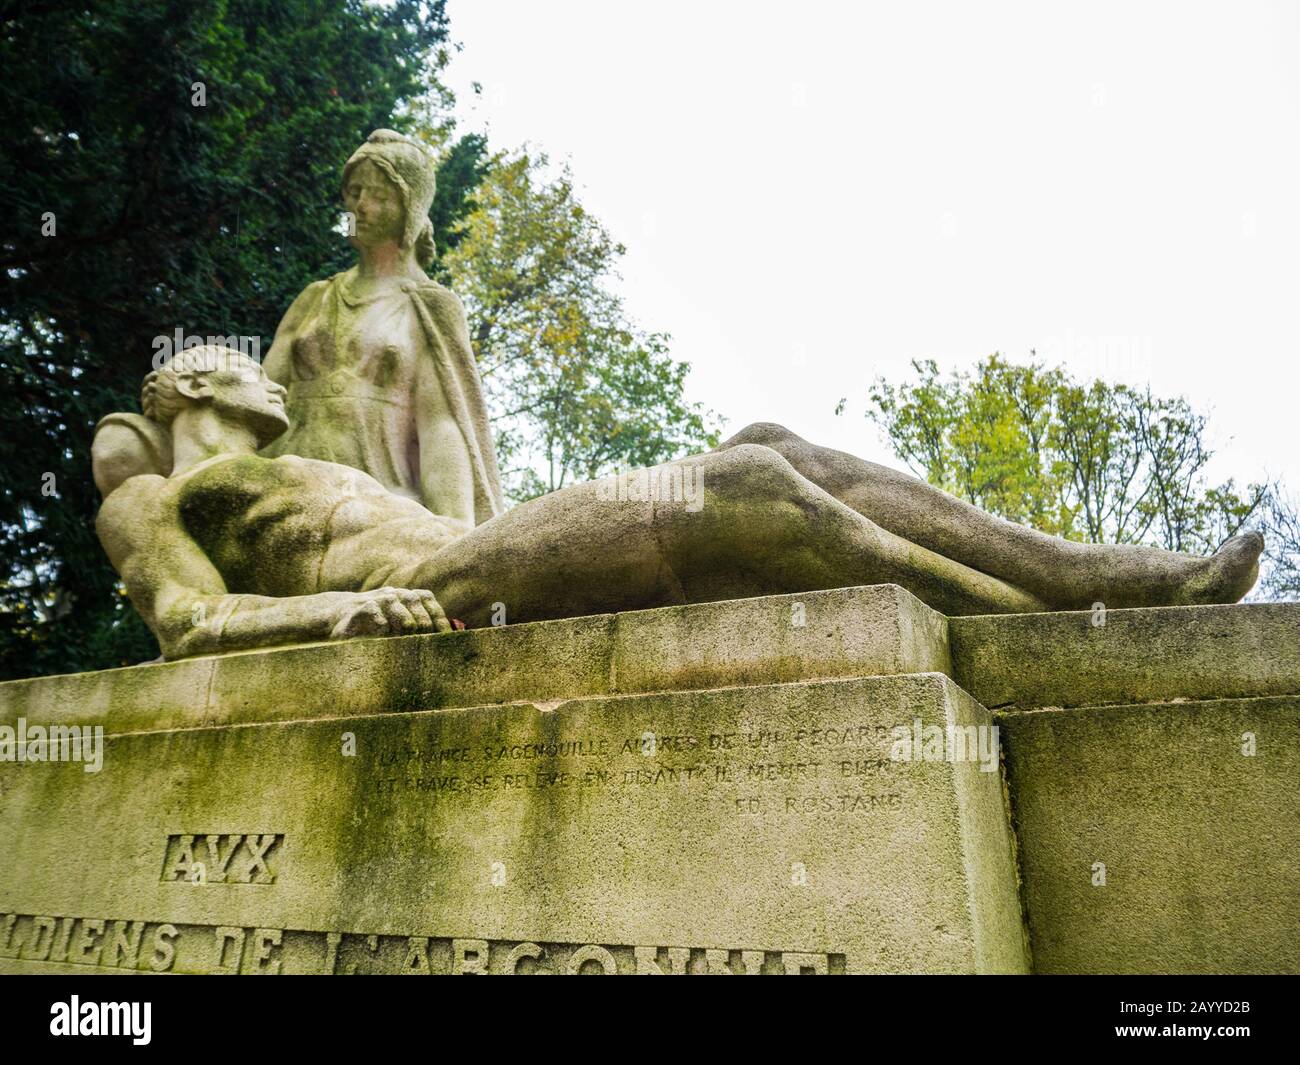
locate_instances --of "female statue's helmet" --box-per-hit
[342,129,437,266]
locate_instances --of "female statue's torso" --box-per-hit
[262,272,429,503]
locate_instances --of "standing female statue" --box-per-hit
[261,129,503,532]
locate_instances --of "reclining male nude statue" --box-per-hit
[92,345,1263,661]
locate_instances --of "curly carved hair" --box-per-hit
[142,345,254,426]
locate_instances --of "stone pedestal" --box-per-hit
[1,585,1296,974]
[950,606,1300,974]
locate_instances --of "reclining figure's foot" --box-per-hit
[1175,531,1265,606]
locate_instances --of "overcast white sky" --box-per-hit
[441,0,1300,490]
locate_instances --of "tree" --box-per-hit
[427,133,491,279]
[440,148,721,500]
[0,0,455,678]
[851,354,1296,598]
[1259,490,1300,600]
[860,356,1071,534]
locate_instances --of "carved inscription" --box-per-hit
[1,913,178,971]
[0,912,843,974]
[370,724,906,817]
[160,834,283,884]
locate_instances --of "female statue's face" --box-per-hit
[343,159,405,249]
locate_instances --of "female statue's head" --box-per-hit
[342,129,437,267]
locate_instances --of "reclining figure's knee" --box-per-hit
[720,421,803,452]
[706,442,801,500]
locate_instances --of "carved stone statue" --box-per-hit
[88,129,1263,660]
[261,129,503,531]
[92,346,1262,660]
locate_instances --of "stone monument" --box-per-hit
[0,130,1293,975]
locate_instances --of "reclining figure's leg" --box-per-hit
[717,423,1263,610]
[398,444,1048,628]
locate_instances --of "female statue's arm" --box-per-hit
[262,280,329,387]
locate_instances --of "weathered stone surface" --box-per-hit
[950,601,1300,708]
[0,672,1026,975]
[4,588,1296,974]
[0,585,949,733]
[611,583,950,695]
[998,695,1300,974]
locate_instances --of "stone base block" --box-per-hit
[0,584,950,733]
[951,601,1300,708]
[5,587,1296,974]
[999,695,1300,974]
[0,672,1026,975]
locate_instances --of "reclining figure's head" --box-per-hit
[143,346,288,447]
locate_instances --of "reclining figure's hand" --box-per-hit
[329,587,452,640]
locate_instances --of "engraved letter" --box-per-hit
[241,834,279,883]
[634,946,690,974]
[324,932,343,974]
[214,926,246,974]
[164,835,197,882]
[402,936,431,975]
[23,916,56,960]
[149,924,178,972]
[251,928,282,974]
[451,938,488,975]
[781,952,829,974]
[504,942,545,974]
[203,834,243,883]
[107,920,146,969]
[567,944,618,975]
[73,918,106,965]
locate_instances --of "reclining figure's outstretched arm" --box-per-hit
[96,476,449,659]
